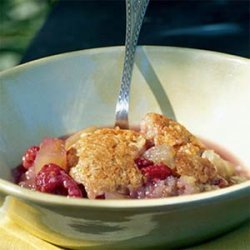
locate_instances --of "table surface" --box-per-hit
[21,0,250,64]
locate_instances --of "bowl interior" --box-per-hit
[0,46,250,184]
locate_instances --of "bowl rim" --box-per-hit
[0,45,249,78]
[0,46,249,208]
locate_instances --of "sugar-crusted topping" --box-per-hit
[69,128,146,198]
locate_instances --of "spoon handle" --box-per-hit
[115,0,150,129]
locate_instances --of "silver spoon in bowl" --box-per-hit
[115,0,150,129]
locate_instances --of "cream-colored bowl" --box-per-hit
[0,46,249,249]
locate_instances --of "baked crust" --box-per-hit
[140,113,204,150]
[140,113,216,183]
[175,152,217,183]
[69,127,146,198]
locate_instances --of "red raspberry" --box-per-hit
[22,146,40,169]
[11,165,27,184]
[35,163,83,198]
[135,157,154,169]
[145,140,154,150]
[212,178,229,188]
[95,194,105,199]
[78,184,88,198]
[141,163,172,182]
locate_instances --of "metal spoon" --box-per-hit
[115,0,150,129]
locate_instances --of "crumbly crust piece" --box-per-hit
[140,113,217,182]
[69,128,146,199]
[175,152,217,183]
[140,113,205,151]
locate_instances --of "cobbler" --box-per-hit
[12,113,249,199]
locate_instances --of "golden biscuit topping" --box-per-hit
[69,127,146,198]
[140,113,218,183]
[140,113,205,149]
[175,152,217,183]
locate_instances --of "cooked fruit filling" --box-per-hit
[12,113,249,199]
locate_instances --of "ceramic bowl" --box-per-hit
[0,46,249,249]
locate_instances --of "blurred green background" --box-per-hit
[0,0,56,71]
